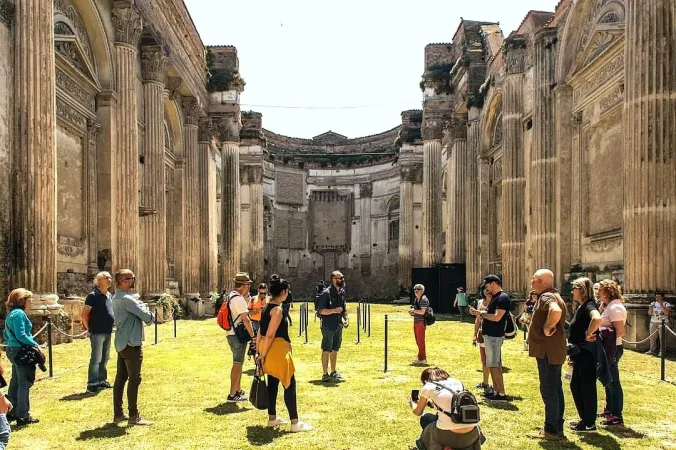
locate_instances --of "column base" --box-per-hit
[182,293,204,319]
[622,294,652,352]
[27,298,71,345]
[58,296,86,339]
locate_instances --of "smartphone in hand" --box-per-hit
[411,389,419,402]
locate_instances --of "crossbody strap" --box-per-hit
[428,381,459,419]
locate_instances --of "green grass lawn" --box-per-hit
[8,304,676,450]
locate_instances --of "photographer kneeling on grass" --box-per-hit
[410,368,484,450]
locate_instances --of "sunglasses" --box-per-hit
[122,277,136,282]
[414,288,423,291]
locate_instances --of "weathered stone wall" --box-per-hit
[0,14,13,299]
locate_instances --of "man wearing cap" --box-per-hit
[226,272,256,403]
[317,270,348,382]
[454,287,468,321]
[469,274,510,401]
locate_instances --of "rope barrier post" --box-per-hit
[363,301,367,332]
[154,309,158,345]
[356,303,361,344]
[46,316,53,378]
[368,303,371,337]
[173,311,177,338]
[661,319,666,382]
[384,314,388,373]
[299,303,303,337]
[304,302,309,344]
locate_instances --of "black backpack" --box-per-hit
[504,312,517,339]
[424,306,436,326]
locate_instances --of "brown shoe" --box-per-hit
[528,429,563,441]
[127,415,153,426]
[113,414,128,423]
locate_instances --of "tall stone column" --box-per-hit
[12,0,58,304]
[360,181,373,271]
[624,0,676,297]
[447,115,467,264]
[249,166,264,282]
[182,97,201,298]
[139,45,166,298]
[421,107,448,267]
[398,165,415,290]
[465,110,481,292]
[501,37,527,295]
[218,116,241,292]
[198,121,217,297]
[530,28,558,274]
[111,1,143,273]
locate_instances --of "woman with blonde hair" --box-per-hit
[3,288,43,425]
[597,279,627,427]
[567,277,601,432]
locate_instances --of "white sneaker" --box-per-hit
[290,421,313,433]
[267,417,289,428]
[419,359,428,365]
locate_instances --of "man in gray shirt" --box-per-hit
[112,269,154,426]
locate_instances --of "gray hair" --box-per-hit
[94,271,112,286]
[414,284,425,292]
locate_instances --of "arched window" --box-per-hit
[387,196,400,253]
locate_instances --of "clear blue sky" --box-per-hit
[185,1,559,139]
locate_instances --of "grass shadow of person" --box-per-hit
[205,402,249,416]
[76,423,127,441]
[603,426,646,439]
[60,392,98,401]
[538,439,583,450]
[481,400,519,412]
[308,379,342,387]
[579,433,622,450]
[243,368,256,376]
[246,425,285,445]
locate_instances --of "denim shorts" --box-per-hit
[483,335,505,368]
[321,326,343,352]
[227,334,246,364]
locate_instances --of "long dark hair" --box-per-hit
[269,274,292,324]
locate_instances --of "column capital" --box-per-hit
[503,35,528,75]
[422,108,453,141]
[400,164,422,183]
[112,1,143,46]
[534,26,558,49]
[141,45,166,84]
[182,96,201,127]
[0,0,15,27]
[198,117,213,143]
[213,113,241,143]
[166,77,182,102]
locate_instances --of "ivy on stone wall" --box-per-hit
[466,92,485,109]
[206,48,245,92]
[420,63,455,95]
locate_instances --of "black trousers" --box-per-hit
[570,349,597,426]
[113,345,143,418]
[267,374,298,420]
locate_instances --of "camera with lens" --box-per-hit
[429,382,480,425]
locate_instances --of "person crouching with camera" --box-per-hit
[410,367,483,450]
[3,288,45,426]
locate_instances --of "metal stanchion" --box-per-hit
[661,319,666,382]
[299,303,304,337]
[304,302,309,344]
[154,310,158,345]
[384,314,389,373]
[174,312,177,338]
[356,303,361,344]
[367,303,371,337]
[46,316,53,378]
[363,301,367,332]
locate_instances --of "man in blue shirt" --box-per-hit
[317,271,349,382]
[112,269,154,426]
[82,271,114,394]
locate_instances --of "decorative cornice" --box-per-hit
[182,96,200,126]
[140,45,166,83]
[503,36,528,75]
[166,77,182,102]
[0,0,15,28]
[112,1,143,46]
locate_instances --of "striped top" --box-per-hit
[413,296,430,323]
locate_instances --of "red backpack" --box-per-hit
[217,292,240,331]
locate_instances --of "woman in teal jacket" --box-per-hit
[3,288,43,425]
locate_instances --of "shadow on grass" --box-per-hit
[60,392,98,401]
[308,379,342,387]
[603,426,646,439]
[205,403,249,415]
[579,433,621,449]
[76,423,127,441]
[482,400,519,411]
[246,425,285,445]
[243,368,256,376]
[538,440,583,450]
[474,366,511,373]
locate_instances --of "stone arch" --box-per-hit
[163,97,184,156]
[480,90,503,155]
[557,0,626,83]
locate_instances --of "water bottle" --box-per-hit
[563,363,573,382]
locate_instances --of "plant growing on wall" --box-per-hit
[420,62,455,95]
[156,292,183,319]
[206,48,245,93]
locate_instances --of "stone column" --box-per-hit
[139,45,166,298]
[218,116,241,292]
[182,97,201,298]
[465,110,481,292]
[421,108,447,267]
[530,28,558,274]
[447,115,467,264]
[554,85,573,286]
[501,37,527,295]
[111,1,143,273]
[360,181,373,271]
[12,0,59,306]
[398,164,415,290]
[249,166,264,282]
[198,121,217,297]
[623,1,676,317]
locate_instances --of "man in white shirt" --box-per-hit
[647,292,671,356]
[226,272,255,403]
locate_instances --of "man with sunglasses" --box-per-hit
[112,269,154,427]
[317,271,348,382]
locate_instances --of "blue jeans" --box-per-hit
[604,346,624,418]
[537,356,564,434]
[0,414,9,449]
[88,333,112,387]
[5,347,35,419]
